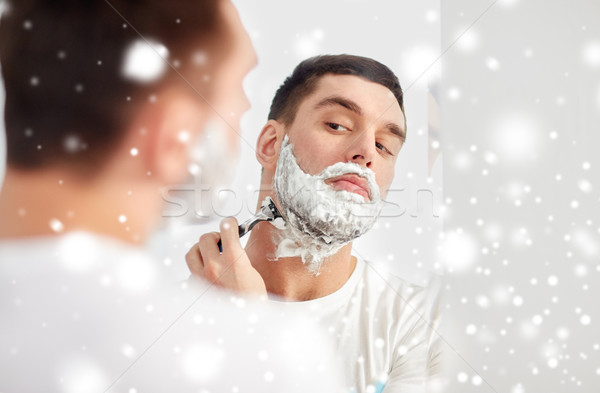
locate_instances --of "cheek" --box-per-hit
[376,166,395,197]
[287,131,328,175]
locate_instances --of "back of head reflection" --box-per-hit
[0,1,342,391]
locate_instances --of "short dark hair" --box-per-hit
[268,54,405,126]
[0,0,228,173]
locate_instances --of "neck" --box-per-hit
[0,167,161,244]
[245,204,357,301]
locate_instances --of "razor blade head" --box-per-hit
[262,196,286,230]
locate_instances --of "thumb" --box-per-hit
[219,217,243,253]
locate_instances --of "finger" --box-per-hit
[198,232,222,263]
[185,242,205,276]
[219,217,242,254]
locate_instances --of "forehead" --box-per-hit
[300,74,404,126]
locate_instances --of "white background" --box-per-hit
[3,0,599,392]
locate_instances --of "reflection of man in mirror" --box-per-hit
[187,54,441,392]
[0,1,341,391]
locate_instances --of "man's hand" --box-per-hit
[185,217,267,297]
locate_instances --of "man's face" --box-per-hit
[205,0,257,155]
[283,74,406,200]
[167,0,255,221]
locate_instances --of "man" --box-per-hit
[0,1,340,391]
[187,55,441,392]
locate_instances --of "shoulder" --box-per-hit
[356,258,440,318]
[354,257,442,360]
[356,258,443,384]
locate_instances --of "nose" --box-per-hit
[345,130,375,168]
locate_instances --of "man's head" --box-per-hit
[268,54,405,130]
[255,54,406,271]
[258,54,406,200]
[0,0,254,181]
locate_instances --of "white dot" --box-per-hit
[581,315,591,326]
[575,264,588,277]
[121,344,136,358]
[511,383,526,393]
[122,40,169,83]
[582,42,600,67]
[448,87,461,101]
[118,215,127,223]
[493,115,539,164]
[578,179,592,193]
[571,200,579,209]
[476,295,490,309]
[258,351,268,361]
[374,338,385,348]
[548,358,558,368]
[549,131,558,140]
[483,151,498,165]
[30,76,39,86]
[582,161,591,170]
[513,296,524,307]
[130,148,139,156]
[532,315,543,325]
[457,372,468,383]
[178,130,190,143]
[64,135,82,153]
[49,218,64,233]
[425,10,438,22]
[548,276,558,286]
[472,375,483,386]
[485,57,501,71]
[264,371,274,382]
[466,324,477,335]
[456,29,479,52]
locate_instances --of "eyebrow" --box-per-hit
[386,122,406,142]
[315,95,406,141]
[314,96,363,116]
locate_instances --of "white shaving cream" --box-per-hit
[273,136,383,274]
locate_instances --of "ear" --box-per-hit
[146,94,206,184]
[256,119,285,171]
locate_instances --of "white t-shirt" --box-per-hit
[0,231,342,392]
[272,257,441,393]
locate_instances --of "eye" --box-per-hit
[327,122,350,132]
[376,141,393,155]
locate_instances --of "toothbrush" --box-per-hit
[217,196,284,252]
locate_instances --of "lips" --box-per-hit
[325,173,371,201]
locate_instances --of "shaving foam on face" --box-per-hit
[273,135,383,274]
